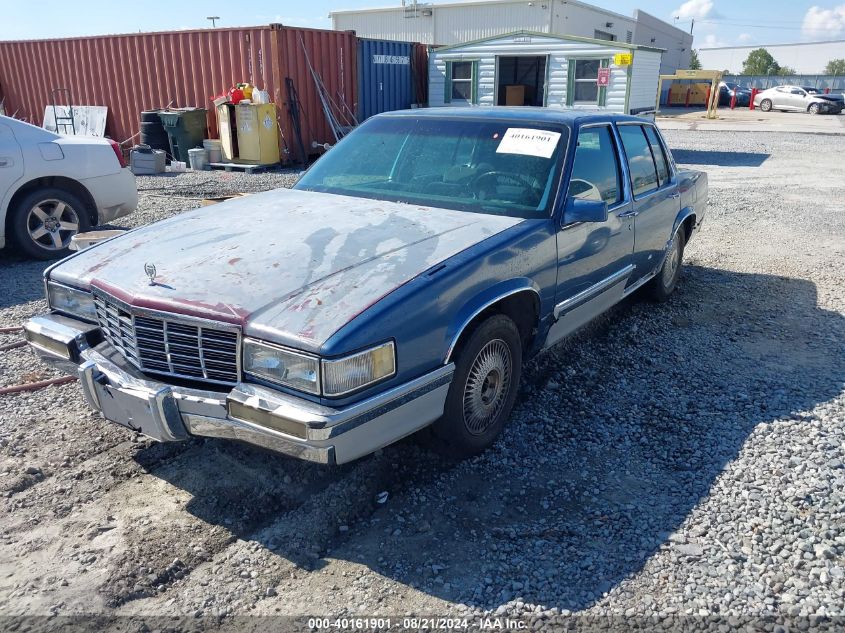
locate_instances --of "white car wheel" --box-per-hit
[10,188,91,260]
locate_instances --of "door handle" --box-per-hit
[618,210,639,218]
[670,192,680,199]
[0,158,11,168]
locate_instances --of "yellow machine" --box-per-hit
[656,69,723,119]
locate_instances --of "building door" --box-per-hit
[496,56,547,107]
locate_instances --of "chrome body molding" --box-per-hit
[553,264,636,319]
[24,313,454,465]
[444,286,541,363]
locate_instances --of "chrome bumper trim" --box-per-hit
[25,313,454,464]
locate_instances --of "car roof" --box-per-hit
[376,107,649,127]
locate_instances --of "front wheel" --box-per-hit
[760,99,773,112]
[432,315,523,458]
[808,103,820,115]
[647,229,686,302]
[9,188,91,259]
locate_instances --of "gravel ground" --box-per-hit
[0,130,843,631]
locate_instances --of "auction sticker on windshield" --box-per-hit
[496,128,561,158]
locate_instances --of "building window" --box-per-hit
[593,29,616,41]
[451,61,473,101]
[572,59,601,103]
[626,30,633,43]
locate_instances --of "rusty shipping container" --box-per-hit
[0,24,357,164]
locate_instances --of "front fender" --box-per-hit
[443,278,542,363]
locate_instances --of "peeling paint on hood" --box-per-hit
[50,188,523,351]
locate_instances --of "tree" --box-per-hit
[777,66,797,76]
[689,49,702,70]
[824,58,845,75]
[742,48,782,75]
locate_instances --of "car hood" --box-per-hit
[50,188,523,351]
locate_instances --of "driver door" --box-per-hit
[546,123,635,348]
[787,88,807,111]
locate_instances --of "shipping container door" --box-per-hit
[357,39,413,121]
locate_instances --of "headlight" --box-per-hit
[47,281,97,322]
[242,339,321,395]
[322,341,395,397]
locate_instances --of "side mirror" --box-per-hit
[563,197,608,224]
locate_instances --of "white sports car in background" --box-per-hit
[0,115,137,259]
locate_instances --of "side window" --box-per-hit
[569,125,622,204]
[572,59,600,103]
[451,62,473,101]
[618,125,658,197]
[643,126,671,186]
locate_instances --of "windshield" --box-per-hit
[294,116,569,218]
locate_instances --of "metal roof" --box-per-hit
[431,30,665,53]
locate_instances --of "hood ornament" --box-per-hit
[144,262,157,286]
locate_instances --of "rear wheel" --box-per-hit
[432,315,522,457]
[760,99,773,112]
[9,188,91,259]
[647,229,685,302]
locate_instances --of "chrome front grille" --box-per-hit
[93,293,240,385]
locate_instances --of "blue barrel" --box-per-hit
[357,39,414,121]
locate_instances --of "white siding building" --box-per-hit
[699,40,845,75]
[331,0,692,73]
[428,31,663,115]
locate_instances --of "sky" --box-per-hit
[0,0,843,50]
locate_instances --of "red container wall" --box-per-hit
[411,43,429,105]
[0,27,276,145]
[273,26,357,163]
[0,25,358,163]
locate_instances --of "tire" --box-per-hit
[808,103,820,115]
[646,228,686,302]
[432,315,523,458]
[9,188,91,260]
[140,110,162,123]
[760,99,772,112]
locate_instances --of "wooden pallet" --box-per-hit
[207,162,280,174]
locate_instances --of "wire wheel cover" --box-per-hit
[462,339,512,435]
[663,237,681,288]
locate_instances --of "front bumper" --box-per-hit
[24,314,454,464]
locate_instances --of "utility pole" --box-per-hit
[207,16,220,28]
[690,18,694,35]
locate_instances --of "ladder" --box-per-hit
[50,88,76,135]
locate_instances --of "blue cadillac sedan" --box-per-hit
[26,108,707,464]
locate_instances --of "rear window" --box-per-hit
[643,126,671,186]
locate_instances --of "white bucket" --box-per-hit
[188,147,208,171]
[203,139,223,163]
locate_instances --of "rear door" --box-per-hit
[617,123,679,282]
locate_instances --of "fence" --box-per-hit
[723,75,845,92]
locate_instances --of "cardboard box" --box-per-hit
[505,85,526,106]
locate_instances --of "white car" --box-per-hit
[753,85,845,115]
[0,115,138,259]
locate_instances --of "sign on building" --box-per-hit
[373,54,410,65]
[597,67,611,86]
